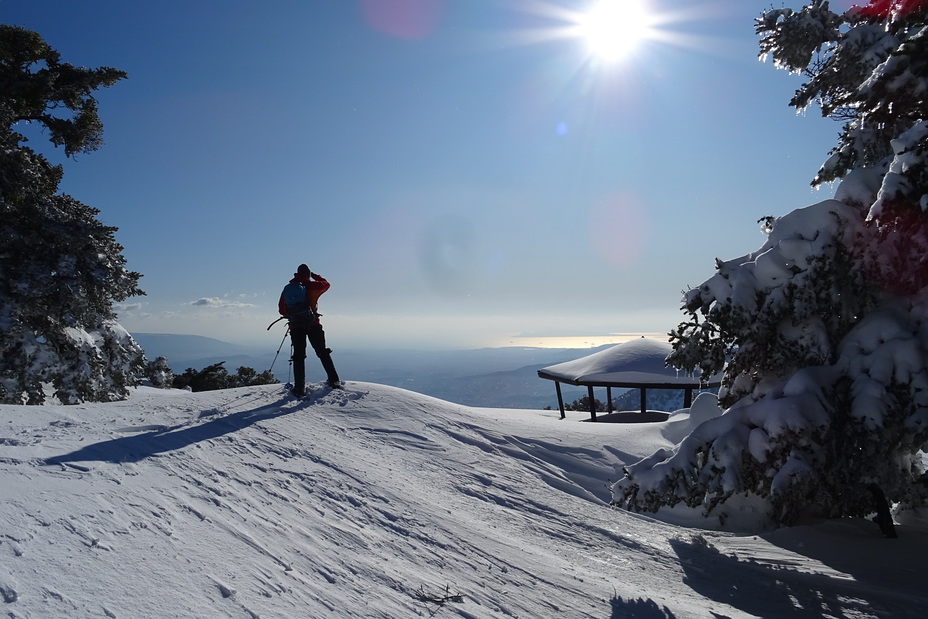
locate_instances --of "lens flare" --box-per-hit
[590,191,652,268]
[360,0,443,40]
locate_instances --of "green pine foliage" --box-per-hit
[172,362,279,392]
[0,25,144,404]
[563,396,606,412]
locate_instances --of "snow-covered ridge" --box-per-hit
[2,383,927,617]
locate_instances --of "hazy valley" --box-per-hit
[133,333,616,410]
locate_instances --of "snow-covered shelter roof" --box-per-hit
[537,337,720,388]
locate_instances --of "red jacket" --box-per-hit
[279,272,330,325]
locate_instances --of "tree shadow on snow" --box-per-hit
[610,595,676,618]
[43,394,297,467]
[668,535,907,618]
[584,411,670,424]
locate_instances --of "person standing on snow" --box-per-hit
[278,264,341,396]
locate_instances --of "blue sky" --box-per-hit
[5,0,855,349]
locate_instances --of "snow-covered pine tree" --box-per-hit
[613,0,928,527]
[145,357,174,389]
[0,25,145,404]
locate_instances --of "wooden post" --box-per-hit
[555,382,565,419]
[640,387,646,413]
[588,385,597,421]
[606,386,613,412]
[684,387,693,408]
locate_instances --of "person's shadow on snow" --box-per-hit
[609,595,676,618]
[43,395,297,467]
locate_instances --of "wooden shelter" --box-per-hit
[537,337,721,421]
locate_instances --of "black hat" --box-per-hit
[297,264,311,276]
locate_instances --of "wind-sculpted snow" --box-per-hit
[2,383,928,617]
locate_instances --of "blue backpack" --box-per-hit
[282,281,310,318]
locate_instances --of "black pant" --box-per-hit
[290,321,339,387]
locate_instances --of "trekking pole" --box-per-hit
[268,325,290,373]
[288,342,293,385]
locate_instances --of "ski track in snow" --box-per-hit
[2,383,928,618]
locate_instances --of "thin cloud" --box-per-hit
[115,302,146,313]
[191,297,254,309]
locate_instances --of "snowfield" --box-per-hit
[2,382,927,618]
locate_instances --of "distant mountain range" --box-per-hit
[131,333,704,411]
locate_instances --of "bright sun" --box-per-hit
[576,0,653,62]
